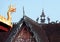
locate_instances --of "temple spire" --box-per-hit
[40,9,45,24]
[23,6,25,17]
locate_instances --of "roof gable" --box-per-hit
[6,16,48,42]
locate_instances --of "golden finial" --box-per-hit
[7,5,16,27]
[0,5,16,28]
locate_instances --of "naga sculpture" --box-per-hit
[0,5,16,27]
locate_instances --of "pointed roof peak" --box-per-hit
[23,6,25,17]
[42,8,44,12]
[23,6,26,19]
[40,9,45,17]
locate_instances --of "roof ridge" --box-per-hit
[23,16,40,26]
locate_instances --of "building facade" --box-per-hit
[0,9,60,42]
